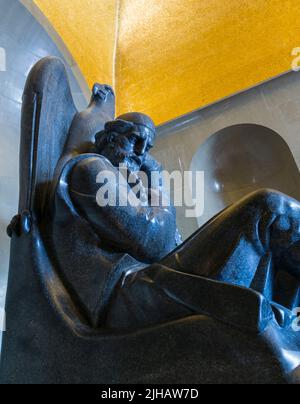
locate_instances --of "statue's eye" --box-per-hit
[129,135,137,143]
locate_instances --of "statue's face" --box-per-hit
[101,126,155,171]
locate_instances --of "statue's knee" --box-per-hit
[251,188,278,202]
[246,189,285,214]
[247,189,300,218]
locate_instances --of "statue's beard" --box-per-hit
[107,150,143,172]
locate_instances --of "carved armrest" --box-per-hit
[7,211,32,238]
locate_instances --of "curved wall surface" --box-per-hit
[23,0,300,124]
[153,71,300,239]
[191,124,300,228]
[116,0,300,123]
[21,0,116,97]
[0,0,87,349]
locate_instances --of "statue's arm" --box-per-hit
[141,154,182,245]
[69,156,177,263]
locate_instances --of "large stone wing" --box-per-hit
[18,56,78,221]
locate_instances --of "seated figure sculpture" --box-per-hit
[54,107,300,328]
[62,110,300,330]
[1,57,300,384]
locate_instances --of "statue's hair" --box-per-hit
[95,115,156,151]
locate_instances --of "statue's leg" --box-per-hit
[163,189,300,292]
[109,189,300,334]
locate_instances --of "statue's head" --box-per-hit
[95,112,156,171]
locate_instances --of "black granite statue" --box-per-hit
[1,57,300,384]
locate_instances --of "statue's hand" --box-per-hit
[129,172,148,204]
[92,83,114,101]
[7,211,32,238]
[141,155,163,190]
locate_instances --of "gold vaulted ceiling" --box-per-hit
[25,0,300,124]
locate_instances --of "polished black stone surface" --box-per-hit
[0,57,300,384]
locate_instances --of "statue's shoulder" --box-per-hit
[69,154,115,196]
